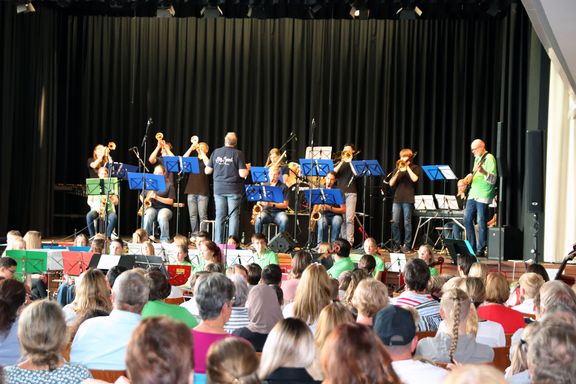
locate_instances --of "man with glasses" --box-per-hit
[463,139,497,258]
[0,257,18,279]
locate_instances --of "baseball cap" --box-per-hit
[373,305,416,346]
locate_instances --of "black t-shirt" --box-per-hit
[336,162,357,194]
[264,182,288,213]
[143,180,176,209]
[208,146,247,195]
[393,164,422,204]
[87,158,100,178]
[184,161,210,196]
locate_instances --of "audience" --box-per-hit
[232,284,283,352]
[373,305,447,384]
[321,323,400,384]
[0,279,27,365]
[192,272,234,374]
[416,288,494,364]
[141,269,198,328]
[105,265,128,288]
[477,272,524,333]
[226,263,249,280]
[247,263,263,289]
[62,269,112,325]
[505,321,539,383]
[326,238,354,279]
[456,254,476,277]
[131,228,149,244]
[259,318,319,383]
[467,262,488,282]
[362,237,385,280]
[281,250,312,303]
[342,269,370,310]
[206,338,260,384]
[443,364,506,384]
[357,254,376,277]
[393,258,441,331]
[0,257,17,280]
[224,274,250,333]
[70,269,149,370]
[4,300,92,383]
[351,278,388,326]
[417,244,439,276]
[261,264,282,286]
[511,272,544,315]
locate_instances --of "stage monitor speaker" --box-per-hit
[526,130,544,213]
[268,232,297,253]
[488,226,523,261]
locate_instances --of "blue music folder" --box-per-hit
[422,165,457,181]
[299,159,333,177]
[304,188,344,206]
[250,167,270,183]
[351,160,384,177]
[108,162,139,180]
[127,172,166,192]
[163,156,200,174]
[245,185,284,203]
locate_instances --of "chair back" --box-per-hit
[89,369,127,382]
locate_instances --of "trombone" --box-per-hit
[333,149,360,162]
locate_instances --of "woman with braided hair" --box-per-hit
[415,288,494,364]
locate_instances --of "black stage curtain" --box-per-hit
[1,3,536,242]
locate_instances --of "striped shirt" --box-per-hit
[393,291,441,331]
[224,307,250,333]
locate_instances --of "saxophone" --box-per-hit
[309,205,322,231]
[250,203,263,225]
[98,196,107,218]
[137,191,154,217]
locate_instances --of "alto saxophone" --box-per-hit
[250,203,263,225]
[98,196,107,218]
[309,205,322,231]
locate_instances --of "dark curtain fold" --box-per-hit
[1,3,537,241]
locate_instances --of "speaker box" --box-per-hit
[268,232,298,253]
[526,131,544,213]
[488,226,523,260]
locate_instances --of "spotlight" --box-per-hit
[349,4,369,19]
[16,2,35,14]
[396,5,422,20]
[156,5,175,17]
[201,5,223,18]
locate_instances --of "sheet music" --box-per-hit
[97,255,121,269]
[305,146,332,160]
[435,194,460,210]
[415,195,436,210]
[388,253,407,273]
[438,165,458,180]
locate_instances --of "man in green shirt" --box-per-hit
[463,139,497,258]
[251,233,279,269]
[327,238,355,279]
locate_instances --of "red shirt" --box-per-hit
[477,304,525,334]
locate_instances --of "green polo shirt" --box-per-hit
[141,300,199,328]
[254,249,279,269]
[327,257,355,279]
[468,153,497,201]
[372,254,385,277]
[429,266,439,277]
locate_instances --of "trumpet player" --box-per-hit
[334,143,358,245]
[88,144,113,178]
[389,148,421,253]
[86,166,118,239]
[316,171,346,245]
[254,166,290,234]
[148,132,175,181]
[141,164,175,242]
[183,138,211,235]
[265,148,289,184]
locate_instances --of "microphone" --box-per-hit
[290,131,298,141]
[312,118,316,128]
[129,146,138,152]
[147,118,153,127]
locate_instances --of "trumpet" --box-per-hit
[250,203,263,225]
[190,135,199,149]
[137,191,154,217]
[334,149,360,162]
[396,159,408,169]
[107,142,116,151]
[155,132,166,147]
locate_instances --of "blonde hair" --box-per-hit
[518,272,544,299]
[342,269,370,305]
[23,230,42,250]
[132,228,148,244]
[443,364,506,384]
[293,264,332,325]
[440,288,472,363]
[172,234,190,247]
[18,300,67,370]
[506,321,540,378]
[259,318,315,379]
[207,338,260,384]
[71,269,113,316]
[485,272,509,304]
[468,262,488,282]
[141,241,155,256]
[351,278,389,318]
[315,302,355,349]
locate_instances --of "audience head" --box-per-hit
[333,238,351,258]
[315,301,355,349]
[358,255,376,275]
[343,269,370,305]
[195,273,234,322]
[74,233,89,247]
[0,279,27,333]
[459,277,486,308]
[246,284,283,334]
[363,237,378,255]
[227,235,241,249]
[485,272,510,304]
[428,274,452,300]
[23,230,42,250]
[106,265,128,288]
[226,264,248,281]
[72,268,113,314]
[373,305,417,358]
[321,323,400,384]
[293,264,332,325]
[112,269,150,313]
[468,262,488,282]
[205,262,225,274]
[259,318,315,379]
[251,233,268,254]
[403,258,430,292]
[200,240,223,265]
[145,269,172,301]
[126,317,193,384]
[228,274,249,307]
[290,250,312,279]
[108,240,123,256]
[440,288,472,363]
[456,254,476,277]
[247,263,262,286]
[507,321,540,377]
[18,300,67,370]
[261,264,282,286]
[443,364,506,384]
[207,338,259,384]
[0,257,18,279]
[526,263,549,282]
[132,228,149,244]
[417,244,433,263]
[534,280,576,318]
[351,278,389,324]
[518,272,544,300]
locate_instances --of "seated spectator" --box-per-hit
[247,263,262,289]
[233,284,283,352]
[443,364,506,384]
[70,269,149,370]
[351,278,389,326]
[125,317,193,384]
[467,262,488,282]
[342,269,370,310]
[505,321,539,383]
[417,244,439,277]
[224,274,250,333]
[0,279,26,365]
[131,228,149,244]
[205,262,225,274]
[68,308,110,344]
[393,258,441,331]
[207,338,260,384]
[456,253,476,277]
[363,237,385,280]
[141,269,198,328]
[262,264,282,286]
[512,272,544,315]
[180,271,209,320]
[106,265,127,289]
[427,275,452,301]
[3,300,92,383]
[259,318,319,383]
[326,238,354,279]
[477,272,524,333]
[320,323,400,384]
[507,263,550,307]
[357,254,376,277]
[270,284,284,307]
[62,269,112,325]
[283,264,332,333]
[251,233,279,269]
[226,264,249,281]
[373,305,447,384]
[0,257,18,280]
[192,273,235,374]
[282,250,312,304]
[416,288,494,364]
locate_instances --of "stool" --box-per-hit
[200,220,216,241]
[265,223,279,240]
[434,226,452,253]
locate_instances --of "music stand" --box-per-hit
[250,167,270,184]
[245,185,285,204]
[68,246,91,252]
[351,159,385,233]
[300,159,334,248]
[108,162,139,180]
[415,195,436,210]
[304,188,344,207]
[444,239,476,264]
[163,156,200,234]
[127,172,166,229]
[6,250,48,281]
[134,255,164,270]
[435,195,460,210]
[422,165,458,181]
[86,177,120,240]
[62,251,94,276]
[388,252,407,273]
[305,146,332,160]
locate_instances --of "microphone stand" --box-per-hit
[130,146,149,230]
[140,118,153,229]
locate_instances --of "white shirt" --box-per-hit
[512,298,535,315]
[437,319,506,347]
[392,359,448,384]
